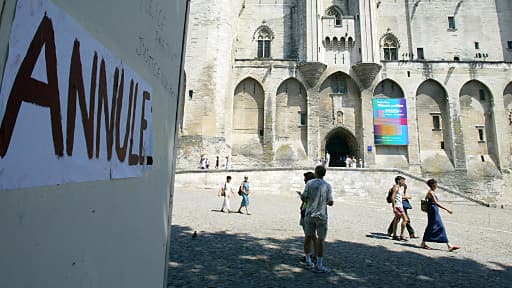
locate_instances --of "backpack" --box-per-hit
[238,184,243,196]
[386,187,394,203]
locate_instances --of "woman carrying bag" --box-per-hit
[420,179,460,252]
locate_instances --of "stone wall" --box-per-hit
[175,167,499,205]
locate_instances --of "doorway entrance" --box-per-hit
[324,128,358,167]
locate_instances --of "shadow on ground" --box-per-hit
[167,225,512,288]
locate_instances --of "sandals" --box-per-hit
[421,245,432,250]
[448,246,460,252]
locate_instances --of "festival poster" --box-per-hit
[0,0,153,190]
[373,98,408,145]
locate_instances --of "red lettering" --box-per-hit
[0,15,63,158]
[96,59,116,160]
[115,72,133,161]
[139,91,150,164]
[128,83,139,165]
[66,40,95,158]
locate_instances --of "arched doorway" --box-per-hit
[324,127,358,167]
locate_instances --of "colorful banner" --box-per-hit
[0,0,153,190]
[373,98,408,145]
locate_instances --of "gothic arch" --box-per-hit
[504,82,512,160]
[232,77,264,140]
[459,80,499,171]
[274,78,308,161]
[325,5,344,18]
[323,127,358,167]
[416,79,455,172]
[252,24,275,41]
[372,79,409,168]
[373,79,405,98]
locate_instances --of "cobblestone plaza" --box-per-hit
[167,183,512,287]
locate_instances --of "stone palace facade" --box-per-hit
[177,0,512,180]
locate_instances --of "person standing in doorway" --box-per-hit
[325,152,330,167]
[215,156,220,169]
[237,176,251,215]
[301,165,334,273]
[218,176,235,213]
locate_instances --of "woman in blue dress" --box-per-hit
[237,176,251,215]
[420,179,460,251]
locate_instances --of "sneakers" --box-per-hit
[313,265,331,273]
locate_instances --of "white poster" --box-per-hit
[0,0,153,190]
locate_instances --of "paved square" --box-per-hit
[168,185,512,287]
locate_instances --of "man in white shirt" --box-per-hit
[301,165,334,273]
[218,176,235,212]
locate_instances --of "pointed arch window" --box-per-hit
[382,35,399,61]
[256,27,273,58]
[326,6,342,26]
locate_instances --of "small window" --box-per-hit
[475,42,480,49]
[440,141,445,150]
[300,112,307,126]
[479,89,485,100]
[454,56,460,61]
[256,27,273,58]
[331,76,347,94]
[508,41,512,49]
[257,40,271,58]
[382,34,399,61]
[432,115,441,130]
[448,16,456,30]
[477,127,485,142]
[417,48,424,60]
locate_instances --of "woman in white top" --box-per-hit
[391,176,409,241]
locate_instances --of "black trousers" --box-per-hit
[387,208,415,236]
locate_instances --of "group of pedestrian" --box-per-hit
[344,155,363,168]
[200,155,231,170]
[214,166,459,275]
[387,176,460,252]
[218,175,251,215]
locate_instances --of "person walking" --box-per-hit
[387,182,418,239]
[218,175,235,213]
[301,165,334,273]
[237,176,251,215]
[299,171,316,264]
[420,179,460,252]
[391,176,409,241]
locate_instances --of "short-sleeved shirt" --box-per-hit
[302,178,333,221]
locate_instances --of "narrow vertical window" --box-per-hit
[479,89,485,100]
[448,16,456,30]
[432,115,441,130]
[508,41,512,49]
[417,48,424,60]
[477,127,485,142]
[300,112,307,126]
[474,42,480,49]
